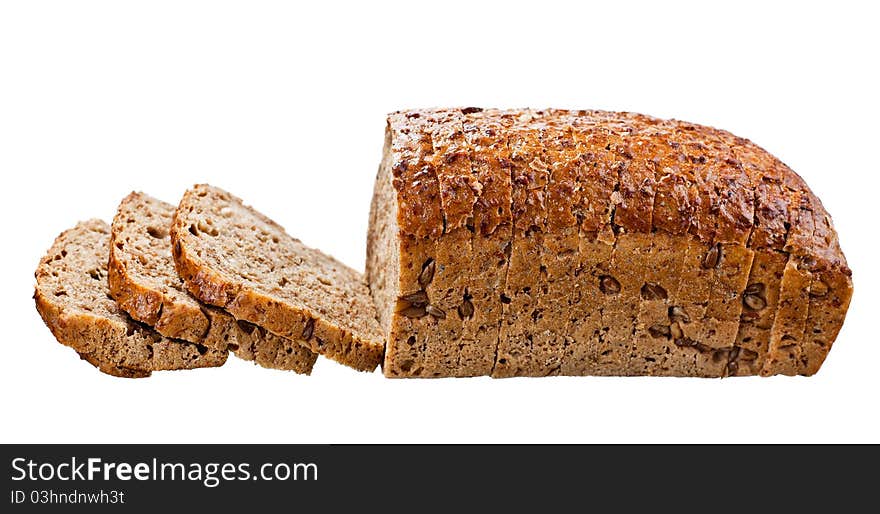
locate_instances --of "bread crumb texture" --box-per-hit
[34,220,228,377]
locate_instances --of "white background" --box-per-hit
[1,1,877,443]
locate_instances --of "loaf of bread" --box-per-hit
[34,220,228,377]
[108,192,318,374]
[367,108,853,377]
[171,184,385,372]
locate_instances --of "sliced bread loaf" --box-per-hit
[34,220,228,377]
[171,184,385,372]
[372,108,853,377]
[108,192,317,374]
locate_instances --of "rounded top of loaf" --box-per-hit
[385,107,850,276]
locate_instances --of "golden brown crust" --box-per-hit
[389,109,849,273]
[429,110,480,233]
[387,112,445,239]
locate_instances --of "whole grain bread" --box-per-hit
[371,108,853,377]
[171,184,385,372]
[108,192,317,374]
[34,220,228,377]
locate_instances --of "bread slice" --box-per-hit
[493,109,551,377]
[171,184,384,372]
[34,220,228,377]
[560,115,617,375]
[514,111,579,375]
[368,111,445,377]
[456,110,514,376]
[424,109,477,376]
[108,192,317,374]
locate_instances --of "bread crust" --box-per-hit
[389,109,849,270]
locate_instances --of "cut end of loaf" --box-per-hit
[367,127,401,361]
